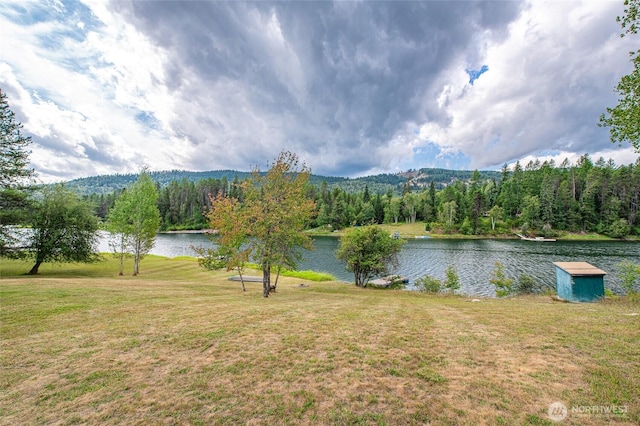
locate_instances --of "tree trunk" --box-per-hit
[354,269,363,287]
[133,255,139,276]
[273,265,281,292]
[28,261,42,275]
[262,263,271,298]
[118,235,125,276]
[133,240,140,276]
[118,250,125,276]
[236,266,246,292]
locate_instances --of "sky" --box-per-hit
[1,0,638,183]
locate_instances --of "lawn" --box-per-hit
[1,256,638,425]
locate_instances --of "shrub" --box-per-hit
[541,223,558,238]
[490,261,513,297]
[515,274,537,294]
[459,218,472,235]
[607,219,631,238]
[443,265,460,293]
[415,274,442,293]
[618,260,640,300]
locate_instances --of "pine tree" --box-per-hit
[0,89,35,254]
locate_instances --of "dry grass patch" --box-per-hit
[1,257,638,425]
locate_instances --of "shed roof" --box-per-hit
[553,262,606,276]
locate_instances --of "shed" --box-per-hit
[553,262,607,302]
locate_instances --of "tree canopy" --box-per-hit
[195,193,251,291]
[0,89,35,254]
[106,171,160,275]
[26,184,100,274]
[201,151,316,297]
[336,225,404,287]
[600,0,640,151]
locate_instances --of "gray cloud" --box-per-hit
[111,0,524,176]
[1,0,636,182]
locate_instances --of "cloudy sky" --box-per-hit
[1,0,638,182]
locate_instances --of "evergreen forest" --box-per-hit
[83,155,640,238]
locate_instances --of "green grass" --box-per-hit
[1,257,639,425]
[244,263,336,282]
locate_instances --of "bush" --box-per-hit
[490,261,514,297]
[515,274,537,294]
[415,266,460,294]
[415,274,442,293]
[459,218,472,235]
[618,260,640,300]
[607,219,631,238]
[541,223,557,238]
[443,265,460,293]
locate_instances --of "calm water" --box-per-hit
[98,233,640,297]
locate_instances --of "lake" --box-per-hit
[98,233,640,297]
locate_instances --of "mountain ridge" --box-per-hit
[64,168,502,195]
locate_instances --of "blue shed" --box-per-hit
[553,262,606,302]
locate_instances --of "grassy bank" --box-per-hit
[1,257,638,425]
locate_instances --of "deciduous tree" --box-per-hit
[600,0,640,151]
[106,171,160,275]
[336,225,403,287]
[439,200,457,232]
[26,184,100,274]
[487,205,504,232]
[243,152,316,297]
[195,194,250,291]
[202,152,315,297]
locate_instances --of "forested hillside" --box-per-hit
[82,155,639,237]
[66,170,252,195]
[66,168,497,196]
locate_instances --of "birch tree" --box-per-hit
[106,171,160,276]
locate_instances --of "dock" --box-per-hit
[516,233,556,242]
[369,275,409,288]
[228,276,263,282]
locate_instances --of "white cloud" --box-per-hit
[512,145,638,169]
[1,0,637,182]
[0,0,190,181]
[415,0,637,169]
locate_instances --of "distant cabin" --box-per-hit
[553,262,606,302]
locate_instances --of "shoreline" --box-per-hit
[160,229,215,234]
[159,227,638,242]
[306,231,638,242]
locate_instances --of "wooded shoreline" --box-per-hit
[160,226,640,241]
